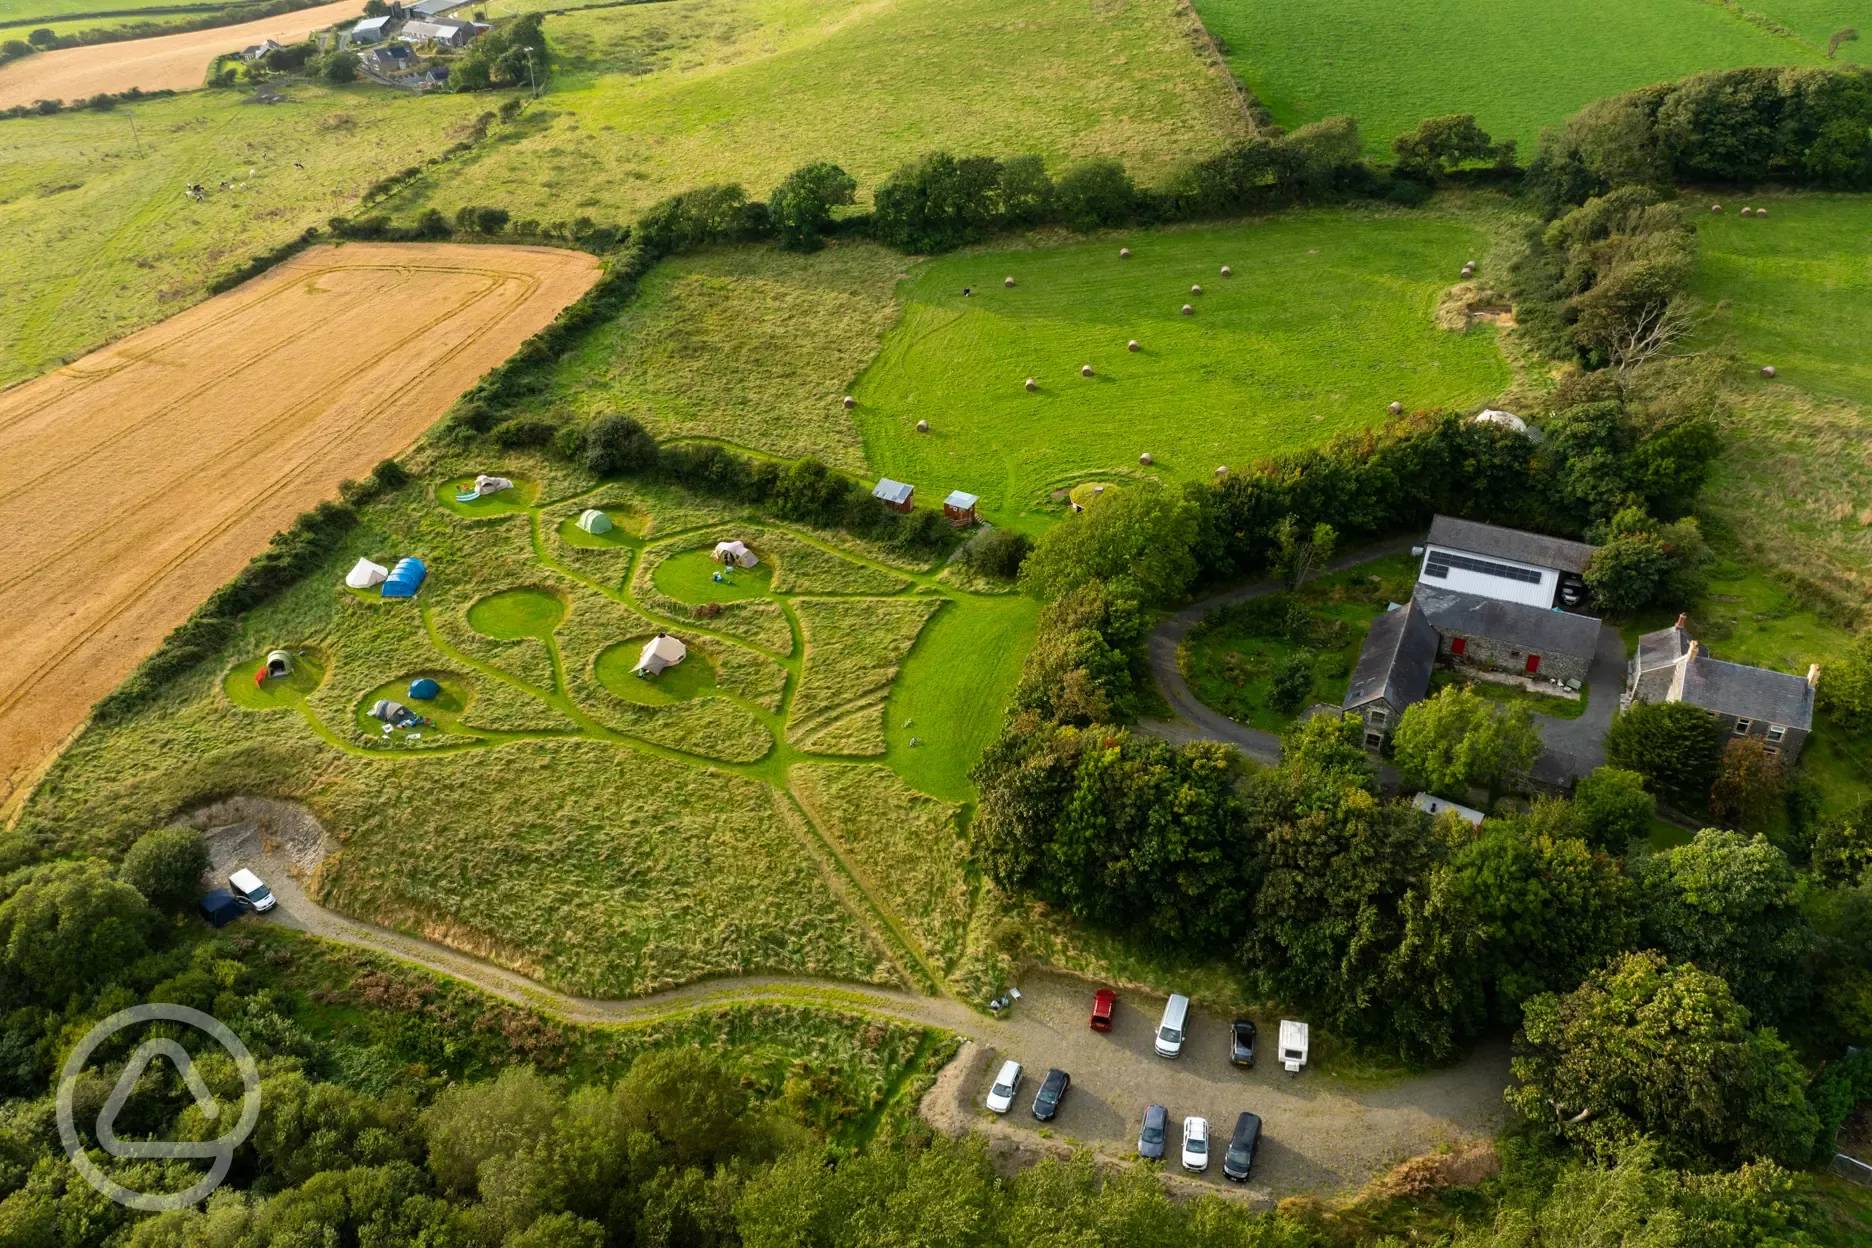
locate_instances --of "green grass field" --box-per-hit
[385,0,1248,225]
[852,209,1514,517]
[0,85,502,387]
[1189,0,1829,158]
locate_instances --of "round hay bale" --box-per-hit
[1182,304,1194,316]
[916,418,930,432]
[1466,260,1477,268]
[1081,364,1094,377]
[841,395,855,409]
[1755,207,1768,217]
[1214,465,1229,478]
[1711,203,1723,213]
[1127,339,1140,352]
[1139,452,1153,465]
[1739,207,1752,216]
[1388,401,1403,415]
[1761,365,1777,378]
[1119,247,1131,259]
[1004,276,1016,287]
[1220,264,1232,277]
[1025,377,1038,391]
[1191,284,1203,296]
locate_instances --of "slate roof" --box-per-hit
[1412,584,1602,659]
[1678,656,1814,731]
[1636,624,1692,673]
[1343,599,1438,712]
[1426,515,1597,575]
[408,0,460,15]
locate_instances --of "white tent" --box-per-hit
[1474,409,1529,435]
[633,633,688,676]
[1278,1020,1310,1074]
[713,540,759,568]
[264,650,293,679]
[577,509,613,535]
[345,557,389,589]
[473,474,514,495]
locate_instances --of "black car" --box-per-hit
[1137,1103,1168,1160]
[1230,1019,1257,1068]
[1032,1068,1070,1121]
[1222,1111,1262,1182]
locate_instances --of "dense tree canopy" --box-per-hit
[768,162,857,250]
[1392,686,1541,799]
[1604,700,1723,811]
[118,825,210,913]
[1019,484,1198,606]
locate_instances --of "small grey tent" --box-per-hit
[577,509,613,535]
[370,699,416,726]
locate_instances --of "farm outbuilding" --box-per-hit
[345,558,388,589]
[634,633,687,676]
[381,557,427,599]
[350,15,391,42]
[873,478,915,514]
[713,540,759,568]
[943,490,980,528]
[577,509,613,535]
[264,650,293,679]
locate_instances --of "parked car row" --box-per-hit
[1137,1107,1260,1180]
[985,1060,1072,1122]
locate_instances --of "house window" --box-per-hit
[1764,746,1781,757]
[1369,709,1387,726]
[1450,637,1467,656]
[1766,725,1786,743]
[1365,733,1383,749]
[1734,718,1752,735]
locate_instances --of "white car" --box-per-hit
[1181,1115,1210,1173]
[228,868,276,913]
[985,1059,1022,1114]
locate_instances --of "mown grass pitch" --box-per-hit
[384,0,1247,225]
[1190,0,1828,157]
[852,209,1513,516]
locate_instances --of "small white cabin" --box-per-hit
[1278,1019,1309,1074]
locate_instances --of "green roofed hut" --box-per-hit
[577,509,613,535]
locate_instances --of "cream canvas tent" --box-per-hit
[633,633,687,676]
[345,558,389,589]
[713,540,758,568]
[577,509,613,535]
[474,475,514,494]
[264,650,293,679]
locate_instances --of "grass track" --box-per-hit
[852,209,1514,516]
[1189,0,1828,157]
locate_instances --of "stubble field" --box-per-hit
[0,242,598,807]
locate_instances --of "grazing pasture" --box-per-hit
[0,0,365,107]
[1687,195,1872,605]
[852,209,1513,515]
[1189,0,1827,157]
[0,243,598,807]
[0,85,501,386]
[384,0,1248,224]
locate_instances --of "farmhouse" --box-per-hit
[873,478,914,514]
[366,42,414,71]
[1628,615,1818,759]
[1412,583,1601,686]
[1342,599,1438,751]
[402,17,474,45]
[943,490,980,528]
[350,15,392,43]
[240,39,282,61]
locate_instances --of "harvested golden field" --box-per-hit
[0,0,363,107]
[0,241,599,807]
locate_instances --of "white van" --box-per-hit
[228,868,276,913]
[984,1059,1022,1114]
[1154,993,1191,1058]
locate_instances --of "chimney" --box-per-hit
[1809,663,1822,689]
[1675,613,1687,630]
[1686,640,1700,663]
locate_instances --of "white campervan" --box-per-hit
[228,868,276,913]
[1154,993,1191,1059]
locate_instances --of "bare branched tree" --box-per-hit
[1605,296,1706,390]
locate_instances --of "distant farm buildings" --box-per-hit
[943,490,979,528]
[873,478,914,514]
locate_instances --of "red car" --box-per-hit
[1090,988,1117,1032]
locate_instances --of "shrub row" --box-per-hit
[92,459,408,722]
[0,86,175,120]
[0,0,329,79]
[204,227,321,294]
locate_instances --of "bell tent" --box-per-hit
[345,558,388,589]
[633,633,688,676]
[577,509,613,535]
[263,650,293,679]
[712,540,758,568]
[381,557,427,599]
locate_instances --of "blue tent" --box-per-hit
[409,677,441,701]
[198,889,243,928]
[381,557,427,599]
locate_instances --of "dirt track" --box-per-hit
[0,0,363,108]
[0,242,599,807]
